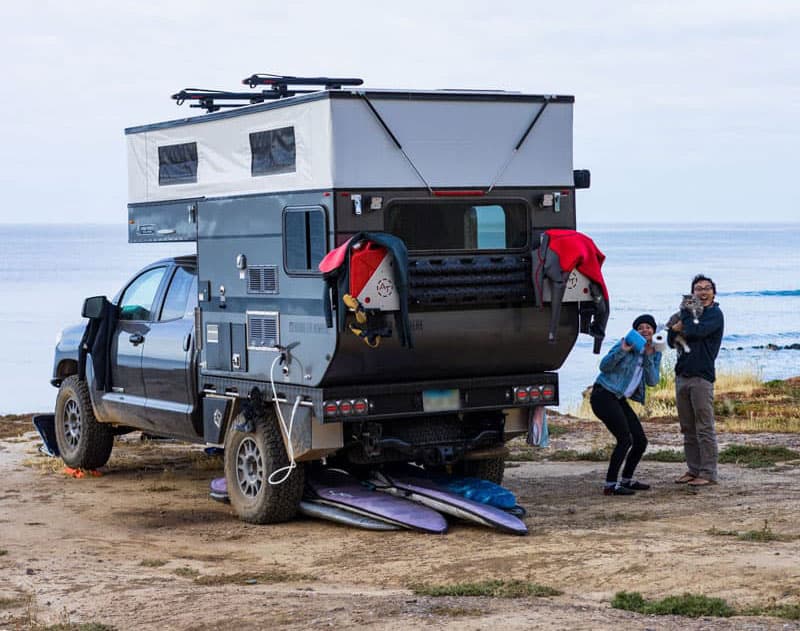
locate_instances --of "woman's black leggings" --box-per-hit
[590,383,648,483]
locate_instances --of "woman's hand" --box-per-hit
[621,338,632,352]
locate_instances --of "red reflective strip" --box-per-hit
[432,190,485,197]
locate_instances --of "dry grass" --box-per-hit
[570,368,800,435]
[193,569,311,585]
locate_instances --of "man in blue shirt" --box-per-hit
[668,275,724,487]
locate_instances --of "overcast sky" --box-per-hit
[1,1,798,224]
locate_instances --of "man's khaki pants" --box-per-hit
[675,375,718,481]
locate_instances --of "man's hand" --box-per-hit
[671,321,684,332]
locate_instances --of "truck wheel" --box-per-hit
[459,457,505,484]
[224,409,304,524]
[54,375,114,470]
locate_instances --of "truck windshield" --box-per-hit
[386,201,527,252]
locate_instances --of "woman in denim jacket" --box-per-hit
[590,314,662,496]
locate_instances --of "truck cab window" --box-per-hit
[159,266,197,321]
[386,201,528,252]
[118,267,167,321]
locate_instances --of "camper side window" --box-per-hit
[250,127,296,176]
[283,207,326,274]
[158,142,198,186]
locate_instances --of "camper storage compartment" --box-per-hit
[128,199,200,243]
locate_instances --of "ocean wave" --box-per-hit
[719,289,800,297]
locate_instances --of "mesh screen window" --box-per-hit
[250,127,296,176]
[158,142,198,186]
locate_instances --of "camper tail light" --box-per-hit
[323,398,369,418]
[513,385,556,404]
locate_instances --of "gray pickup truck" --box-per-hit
[50,77,605,525]
[52,256,198,469]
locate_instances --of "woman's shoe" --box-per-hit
[603,485,635,496]
[620,480,650,491]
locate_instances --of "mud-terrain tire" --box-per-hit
[54,375,114,470]
[458,457,505,484]
[224,409,304,524]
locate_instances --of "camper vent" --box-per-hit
[247,266,279,294]
[247,311,279,350]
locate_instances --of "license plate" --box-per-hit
[422,389,460,412]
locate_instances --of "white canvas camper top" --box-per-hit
[126,86,576,205]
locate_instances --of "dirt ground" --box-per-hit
[1,413,799,631]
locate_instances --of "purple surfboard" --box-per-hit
[373,471,528,536]
[306,469,448,534]
[209,477,229,503]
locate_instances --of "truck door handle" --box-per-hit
[129,333,144,346]
[183,332,191,352]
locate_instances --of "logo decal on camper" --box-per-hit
[567,272,578,289]
[376,278,394,297]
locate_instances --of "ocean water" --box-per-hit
[1,223,798,414]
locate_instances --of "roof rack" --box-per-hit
[172,74,364,113]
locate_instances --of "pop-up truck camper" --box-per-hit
[50,75,608,524]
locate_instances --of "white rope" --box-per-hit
[267,353,301,485]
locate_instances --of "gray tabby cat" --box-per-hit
[666,294,704,354]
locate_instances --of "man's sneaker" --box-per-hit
[620,480,650,491]
[603,485,635,496]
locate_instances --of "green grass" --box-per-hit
[410,579,562,598]
[743,603,800,620]
[0,595,28,609]
[547,423,569,437]
[643,449,685,462]
[718,444,800,468]
[38,625,116,631]
[737,520,784,542]
[549,447,610,461]
[139,559,167,567]
[172,566,200,578]
[611,591,734,617]
[193,570,309,585]
[707,526,739,537]
[614,591,800,621]
[707,521,793,542]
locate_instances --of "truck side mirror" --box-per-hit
[573,169,591,189]
[82,295,108,319]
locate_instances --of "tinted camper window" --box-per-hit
[284,207,326,274]
[387,201,528,252]
[158,142,198,185]
[250,127,296,176]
